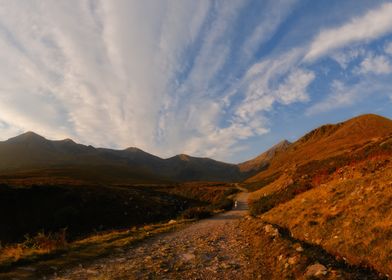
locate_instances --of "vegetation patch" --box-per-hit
[245,173,280,192]
[261,163,392,276]
[249,181,312,216]
[0,183,194,245]
[0,220,193,279]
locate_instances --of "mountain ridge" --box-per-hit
[1,113,391,184]
[246,113,392,182]
[0,132,245,183]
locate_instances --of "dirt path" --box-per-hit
[54,192,257,280]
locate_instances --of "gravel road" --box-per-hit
[54,192,256,280]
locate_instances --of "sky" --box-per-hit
[0,0,392,163]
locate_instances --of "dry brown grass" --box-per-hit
[261,161,392,276]
[248,173,294,202]
[247,114,392,183]
[0,230,67,266]
[0,219,193,279]
[155,182,239,204]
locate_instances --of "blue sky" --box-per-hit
[0,0,392,163]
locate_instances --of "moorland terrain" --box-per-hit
[0,113,391,279]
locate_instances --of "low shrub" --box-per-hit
[0,229,68,266]
[22,229,67,251]
[181,207,212,220]
[249,182,312,216]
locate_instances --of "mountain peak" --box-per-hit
[124,147,144,153]
[350,113,388,121]
[6,131,48,144]
[275,139,291,148]
[177,154,191,161]
[299,114,392,145]
[63,138,75,142]
[238,139,291,173]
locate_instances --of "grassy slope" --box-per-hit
[246,115,392,276]
[261,159,392,275]
[246,114,392,183]
[154,182,239,204]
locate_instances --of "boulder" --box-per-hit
[304,263,328,278]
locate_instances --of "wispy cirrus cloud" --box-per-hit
[306,77,392,116]
[0,0,302,160]
[0,1,392,162]
[304,2,392,61]
[384,41,392,55]
[356,54,392,75]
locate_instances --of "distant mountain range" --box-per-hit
[0,113,391,184]
[0,131,249,183]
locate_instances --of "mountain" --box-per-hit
[238,140,291,173]
[1,113,390,185]
[246,114,392,183]
[164,154,242,181]
[0,132,244,183]
[246,114,392,276]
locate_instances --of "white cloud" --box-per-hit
[241,0,297,60]
[234,48,308,121]
[356,54,392,74]
[173,47,312,158]
[306,78,392,115]
[306,81,357,115]
[3,1,390,162]
[275,69,314,104]
[331,48,365,69]
[0,0,298,161]
[305,3,392,61]
[385,41,392,55]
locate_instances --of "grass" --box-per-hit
[0,181,238,245]
[245,172,281,192]
[248,135,392,216]
[261,160,392,276]
[249,181,312,216]
[0,219,194,279]
[154,182,238,219]
[246,115,392,183]
[153,182,239,204]
[246,135,392,276]
[0,181,239,278]
[243,219,386,280]
[0,183,193,244]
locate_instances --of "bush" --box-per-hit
[223,188,240,196]
[22,229,67,251]
[181,207,212,220]
[249,182,312,216]
[214,198,233,211]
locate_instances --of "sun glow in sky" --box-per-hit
[0,0,392,162]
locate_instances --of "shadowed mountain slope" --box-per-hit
[0,132,244,183]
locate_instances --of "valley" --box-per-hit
[0,113,391,279]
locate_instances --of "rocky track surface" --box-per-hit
[54,192,258,280]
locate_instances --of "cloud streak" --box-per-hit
[305,2,392,61]
[0,1,391,162]
[0,0,302,160]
